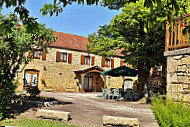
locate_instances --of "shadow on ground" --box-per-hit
[8,98,73,117]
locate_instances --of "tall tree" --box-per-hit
[88,1,167,97]
[0,13,56,119]
[0,0,188,17]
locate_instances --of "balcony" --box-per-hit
[165,14,190,51]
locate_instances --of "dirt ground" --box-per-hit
[15,92,159,127]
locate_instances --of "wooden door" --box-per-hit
[83,75,93,92]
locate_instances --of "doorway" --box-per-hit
[83,74,93,92]
[24,70,39,89]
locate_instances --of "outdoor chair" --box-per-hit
[108,89,121,100]
[102,88,105,98]
[102,88,110,99]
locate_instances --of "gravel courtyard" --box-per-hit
[37,92,158,127]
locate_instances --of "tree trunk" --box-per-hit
[138,68,150,99]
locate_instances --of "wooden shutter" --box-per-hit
[81,55,84,65]
[56,51,60,62]
[91,57,95,66]
[101,57,105,67]
[42,49,46,61]
[111,59,114,68]
[68,53,72,64]
[120,60,123,66]
[28,52,34,59]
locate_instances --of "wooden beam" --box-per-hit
[187,17,189,44]
[165,22,169,51]
[183,18,185,44]
[103,75,107,89]
[81,74,85,93]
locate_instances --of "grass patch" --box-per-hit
[0,117,78,127]
[151,95,190,127]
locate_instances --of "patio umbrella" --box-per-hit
[102,66,137,77]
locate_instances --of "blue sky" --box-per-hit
[2,0,121,37]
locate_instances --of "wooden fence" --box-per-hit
[165,14,190,51]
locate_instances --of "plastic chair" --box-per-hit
[102,88,110,99]
[108,89,121,100]
[102,88,105,98]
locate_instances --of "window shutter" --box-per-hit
[120,60,123,66]
[91,57,95,66]
[28,52,34,59]
[111,59,114,68]
[101,57,105,67]
[81,55,84,65]
[68,53,72,64]
[56,51,60,62]
[42,49,46,61]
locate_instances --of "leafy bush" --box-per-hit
[0,80,17,120]
[151,95,190,127]
[26,87,41,96]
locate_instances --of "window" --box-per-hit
[84,56,90,65]
[124,63,130,67]
[33,50,41,59]
[56,51,72,64]
[102,57,114,68]
[120,60,130,67]
[81,55,95,66]
[60,53,67,62]
[24,70,39,89]
[124,79,133,90]
[28,49,46,61]
[105,59,110,67]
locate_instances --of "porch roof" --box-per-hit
[74,65,105,74]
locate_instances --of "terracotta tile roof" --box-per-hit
[51,31,123,56]
[51,31,88,51]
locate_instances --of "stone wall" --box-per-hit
[164,47,190,102]
[16,47,131,92]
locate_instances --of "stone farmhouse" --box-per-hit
[16,31,134,92]
[164,14,190,101]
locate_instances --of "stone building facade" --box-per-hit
[164,48,190,101]
[16,31,134,92]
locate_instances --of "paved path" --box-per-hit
[40,92,159,127]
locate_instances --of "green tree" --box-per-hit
[88,1,167,97]
[0,0,188,17]
[0,13,56,120]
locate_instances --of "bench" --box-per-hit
[36,109,71,122]
[103,115,140,127]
